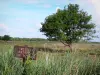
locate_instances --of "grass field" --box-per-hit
[0,41,100,75]
[0,40,100,51]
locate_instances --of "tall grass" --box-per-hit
[0,50,23,75]
[0,49,100,75]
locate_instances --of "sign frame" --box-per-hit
[14,45,37,60]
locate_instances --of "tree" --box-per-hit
[2,35,11,41]
[40,4,96,51]
[0,36,2,40]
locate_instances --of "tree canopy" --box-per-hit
[2,35,11,41]
[40,4,96,51]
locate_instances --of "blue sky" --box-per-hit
[0,0,100,41]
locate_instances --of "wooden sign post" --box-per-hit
[14,45,37,60]
[14,45,37,75]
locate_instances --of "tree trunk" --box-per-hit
[60,41,72,52]
[68,44,72,52]
[63,44,72,52]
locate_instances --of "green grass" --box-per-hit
[0,50,23,75]
[0,41,100,75]
[0,49,100,75]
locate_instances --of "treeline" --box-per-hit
[0,35,47,41]
[11,37,47,41]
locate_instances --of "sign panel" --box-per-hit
[14,45,37,60]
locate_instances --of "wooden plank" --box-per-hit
[13,45,37,60]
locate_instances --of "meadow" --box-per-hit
[0,41,100,75]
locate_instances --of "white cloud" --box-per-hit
[42,4,52,8]
[35,23,42,28]
[56,7,60,12]
[73,0,100,25]
[87,0,100,31]
[88,0,100,10]
[0,24,8,30]
[0,24,8,35]
[87,0,100,15]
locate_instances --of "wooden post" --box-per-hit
[22,56,26,75]
[13,45,37,75]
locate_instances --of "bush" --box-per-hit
[0,36,3,40]
[2,35,11,41]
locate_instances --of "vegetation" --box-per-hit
[0,36,2,40]
[1,35,11,41]
[11,37,47,41]
[0,35,47,41]
[40,4,96,51]
[0,40,100,75]
[0,3,99,75]
[0,49,100,75]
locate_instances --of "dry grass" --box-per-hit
[0,41,100,75]
[0,41,100,52]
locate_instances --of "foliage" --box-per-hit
[0,41,100,75]
[0,50,100,75]
[40,4,96,49]
[0,36,3,40]
[0,50,23,75]
[2,35,11,41]
[0,35,47,41]
[11,37,47,41]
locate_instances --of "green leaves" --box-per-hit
[2,35,11,41]
[40,4,96,45]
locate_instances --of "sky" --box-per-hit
[0,0,100,41]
